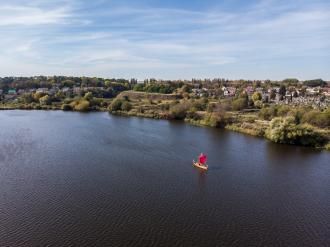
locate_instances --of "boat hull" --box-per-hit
[193,161,208,170]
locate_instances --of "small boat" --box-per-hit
[193,160,208,170]
[193,153,208,170]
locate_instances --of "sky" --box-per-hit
[0,0,329,80]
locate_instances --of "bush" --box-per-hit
[186,110,202,121]
[170,101,191,120]
[160,103,170,111]
[33,92,46,101]
[252,92,262,102]
[254,100,263,109]
[232,97,248,111]
[109,99,123,111]
[21,93,34,103]
[302,109,330,128]
[205,104,231,127]
[39,95,51,105]
[61,104,72,111]
[121,101,132,111]
[325,143,330,151]
[84,92,93,101]
[133,84,144,91]
[277,105,291,117]
[192,99,207,111]
[74,100,90,112]
[265,117,326,147]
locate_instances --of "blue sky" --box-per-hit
[0,0,329,80]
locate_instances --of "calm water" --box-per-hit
[0,111,329,246]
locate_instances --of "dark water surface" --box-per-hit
[0,111,329,246]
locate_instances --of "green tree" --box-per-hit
[270,89,276,100]
[170,101,191,120]
[303,79,326,87]
[265,117,325,147]
[133,84,144,92]
[39,95,51,105]
[302,109,330,128]
[109,99,123,111]
[293,91,298,97]
[254,100,263,108]
[84,92,93,101]
[33,92,46,101]
[121,101,132,111]
[279,85,286,96]
[252,92,262,103]
[283,78,299,85]
[74,100,90,111]
[232,97,248,111]
[22,93,34,103]
[61,104,72,111]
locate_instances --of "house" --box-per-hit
[285,92,293,103]
[8,89,17,95]
[306,87,320,95]
[17,89,26,95]
[48,88,58,95]
[222,86,236,97]
[322,87,330,97]
[4,89,17,100]
[36,88,49,94]
[255,87,264,93]
[269,87,280,93]
[245,86,254,95]
[61,87,71,93]
[262,93,270,102]
[275,93,283,102]
[192,88,207,97]
[61,87,73,96]
[73,87,82,94]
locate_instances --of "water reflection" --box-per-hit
[196,169,207,188]
[0,111,329,247]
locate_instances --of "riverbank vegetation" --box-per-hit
[108,91,329,149]
[1,76,329,149]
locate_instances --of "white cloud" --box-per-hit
[0,0,329,79]
[0,5,71,26]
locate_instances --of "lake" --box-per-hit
[0,111,329,246]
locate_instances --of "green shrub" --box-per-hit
[39,95,51,105]
[109,99,123,112]
[186,110,202,121]
[160,103,170,111]
[191,99,207,111]
[232,98,248,111]
[277,105,291,117]
[265,117,326,147]
[84,92,93,101]
[302,109,330,128]
[325,143,330,151]
[121,101,132,111]
[252,92,262,102]
[254,100,263,109]
[61,104,72,111]
[74,100,90,112]
[170,101,191,120]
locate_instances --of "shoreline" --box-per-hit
[2,106,328,151]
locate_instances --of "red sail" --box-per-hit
[199,154,207,164]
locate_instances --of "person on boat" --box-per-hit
[198,153,207,166]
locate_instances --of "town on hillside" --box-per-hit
[0,76,329,109]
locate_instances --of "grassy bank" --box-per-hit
[108,93,330,150]
[1,91,329,150]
